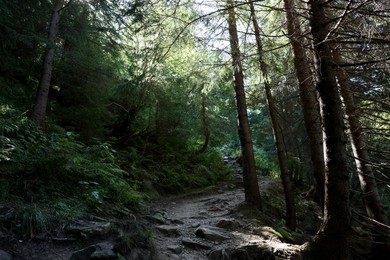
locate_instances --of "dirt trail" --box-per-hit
[148,173,302,260]
[0,160,305,259]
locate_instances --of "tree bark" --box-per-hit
[31,0,65,126]
[226,0,262,210]
[283,0,325,210]
[333,48,390,259]
[198,93,210,154]
[155,100,160,144]
[303,0,351,259]
[248,1,296,230]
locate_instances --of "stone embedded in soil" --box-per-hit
[70,241,118,260]
[216,218,242,230]
[199,210,208,215]
[65,220,112,236]
[167,244,183,254]
[91,242,117,258]
[156,225,181,236]
[145,213,166,224]
[191,222,201,228]
[195,225,230,241]
[169,218,184,225]
[181,238,212,250]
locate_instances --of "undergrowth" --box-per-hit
[116,140,231,195]
[222,143,279,177]
[0,113,231,237]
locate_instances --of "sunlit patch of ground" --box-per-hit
[232,230,302,258]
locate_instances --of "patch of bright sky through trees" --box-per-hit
[193,0,231,54]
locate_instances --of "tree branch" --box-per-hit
[339,57,390,67]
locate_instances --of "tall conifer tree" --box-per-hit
[226,0,262,210]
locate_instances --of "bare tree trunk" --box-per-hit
[303,0,351,258]
[248,1,296,230]
[155,100,160,144]
[198,93,210,154]
[283,0,325,210]
[226,0,262,210]
[31,0,65,126]
[333,48,390,259]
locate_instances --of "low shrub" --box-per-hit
[14,204,46,238]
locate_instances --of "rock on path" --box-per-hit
[147,175,302,260]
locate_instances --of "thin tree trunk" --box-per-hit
[303,0,351,259]
[283,0,325,210]
[248,1,296,230]
[226,0,262,210]
[155,100,160,144]
[198,93,210,154]
[146,103,153,132]
[31,0,65,126]
[333,48,390,259]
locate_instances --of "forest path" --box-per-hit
[148,171,302,260]
[0,159,304,259]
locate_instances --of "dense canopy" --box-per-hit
[0,0,389,259]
